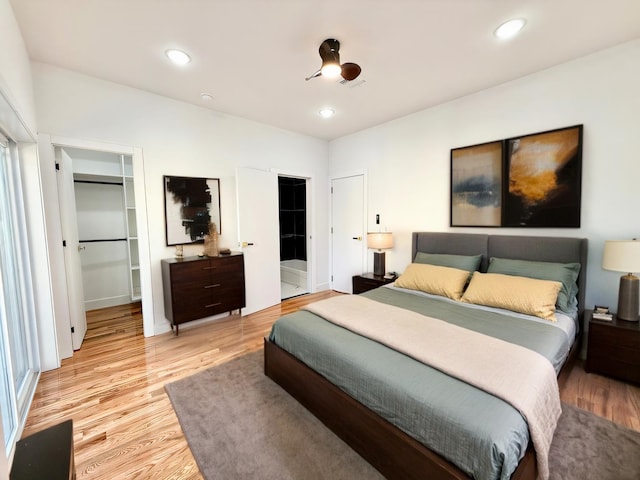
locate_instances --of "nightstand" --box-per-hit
[352,273,396,294]
[585,309,640,384]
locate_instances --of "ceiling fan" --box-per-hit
[305,38,362,82]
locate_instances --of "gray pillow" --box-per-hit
[487,257,581,314]
[414,252,482,272]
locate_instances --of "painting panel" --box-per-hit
[503,125,582,227]
[450,141,503,227]
[164,176,221,246]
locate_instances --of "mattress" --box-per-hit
[268,286,575,480]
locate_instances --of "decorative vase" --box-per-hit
[204,222,219,256]
[175,245,184,258]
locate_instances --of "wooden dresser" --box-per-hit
[161,253,245,334]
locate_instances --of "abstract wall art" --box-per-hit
[451,141,503,227]
[450,125,583,228]
[164,176,221,246]
[504,125,583,227]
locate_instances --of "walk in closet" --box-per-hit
[61,147,141,310]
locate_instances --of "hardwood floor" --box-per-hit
[24,292,640,479]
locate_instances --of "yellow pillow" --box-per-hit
[395,263,470,300]
[460,272,562,321]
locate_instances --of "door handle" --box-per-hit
[241,242,254,247]
[352,236,362,241]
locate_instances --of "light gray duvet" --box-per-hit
[268,287,574,480]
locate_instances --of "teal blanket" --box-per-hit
[269,287,572,480]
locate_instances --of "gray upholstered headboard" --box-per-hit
[411,232,588,317]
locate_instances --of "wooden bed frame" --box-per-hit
[264,232,588,480]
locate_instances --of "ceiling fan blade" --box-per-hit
[305,69,322,81]
[319,38,340,59]
[341,62,361,81]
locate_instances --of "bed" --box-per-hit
[264,232,588,480]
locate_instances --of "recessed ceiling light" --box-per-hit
[494,18,526,39]
[319,108,335,119]
[200,93,214,101]
[165,49,191,66]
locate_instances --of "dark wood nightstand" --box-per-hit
[585,309,640,385]
[352,273,396,294]
[11,419,75,480]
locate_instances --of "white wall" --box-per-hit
[330,39,640,313]
[0,0,36,140]
[32,63,330,334]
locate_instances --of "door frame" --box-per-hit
[271,168,315,295]
[47,135,154,338]
[330,170,367,291]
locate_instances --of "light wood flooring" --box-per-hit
[24,292,640,479]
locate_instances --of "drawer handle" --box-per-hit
[204,284,221,289]
[205,302,222,308]
[202,266,217,270]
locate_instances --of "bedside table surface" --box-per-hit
[358,272,390,281]
[591,316,640,331]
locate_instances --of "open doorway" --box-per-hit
[278,176,310,299]
[57,146,143,342]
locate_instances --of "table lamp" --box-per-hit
[367,232,393,276]
[602,239,640,321]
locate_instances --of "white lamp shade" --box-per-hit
[602,240,640,273]
[367,232,393,250]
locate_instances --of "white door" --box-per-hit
[236,167,281,314]
[331,175,365,293]
[56,148,87,350]
[37,136,74,360]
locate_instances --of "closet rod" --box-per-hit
[73,180,123,186]
[79,238,127,243]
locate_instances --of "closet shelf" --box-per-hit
[73,173,124,185]
[79,238,127,243]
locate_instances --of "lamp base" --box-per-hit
[373,251,386,277]
[617,274,639,321]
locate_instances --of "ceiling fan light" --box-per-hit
[321,62,341,79]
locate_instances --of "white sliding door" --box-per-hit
[0,133,40,457]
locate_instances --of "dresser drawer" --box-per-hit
[588,341,639,365]
[587,355,640,384]
[210,255,244,272]
[170,260,213,284]
[589,322,640,350]
[172,287,211,308]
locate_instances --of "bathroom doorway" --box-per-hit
[278,176,310,299]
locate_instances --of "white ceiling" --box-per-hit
[10,0,640,140]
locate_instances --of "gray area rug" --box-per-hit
[165,350,640,480]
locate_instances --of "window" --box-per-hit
[0,132,40,456]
